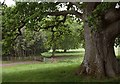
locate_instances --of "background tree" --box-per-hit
[57,19,84,52]
[2,3,50,57]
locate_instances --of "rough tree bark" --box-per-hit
[77,3,120,78]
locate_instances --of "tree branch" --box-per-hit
[13,21,26,41]
[28,13,68,32]
[43,20,65,30]
[1,0,5,5]
[46,10,83,19]
[105,19,120,41]
[104,8,120,25]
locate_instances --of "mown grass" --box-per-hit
[2,57,84,82]
[2,48,120,82]
[2,49,84,82]
[2,61,120,82]
[3,63,80,82]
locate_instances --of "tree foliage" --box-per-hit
[1,2,84,56]
[1,2,120,56]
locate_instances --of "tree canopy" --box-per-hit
[1,2,85,56]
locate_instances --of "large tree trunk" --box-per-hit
[79,23,120,78]
[77,3,120,78]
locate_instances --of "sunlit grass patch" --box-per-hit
[42,48,85,57]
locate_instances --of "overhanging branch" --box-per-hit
[104,8,120,25]
[46,10,83,19]
[43,19,66,30]
[34,13,68,31]
[105,19,120,41]
[13,21,26,41]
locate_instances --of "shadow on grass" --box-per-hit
[2,64,81,82]
[2,63,120,82]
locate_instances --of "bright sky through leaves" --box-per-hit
[0,0,15,6]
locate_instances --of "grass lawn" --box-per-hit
[2,61,120,82]
[2,48,120,82]
[2,63,81,82]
